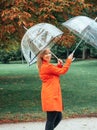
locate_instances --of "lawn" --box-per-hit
[0,60,97,122]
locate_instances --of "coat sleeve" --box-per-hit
[46,58,72,75]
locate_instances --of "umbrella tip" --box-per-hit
[95,17,97,21]
[23,26,28,31]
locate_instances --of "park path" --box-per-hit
[0,117,97,130]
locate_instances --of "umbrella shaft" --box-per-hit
[51,51,59,60]
[72,38,83,54]
[72,30,88,54]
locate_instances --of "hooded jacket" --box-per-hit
[39,58,72,112]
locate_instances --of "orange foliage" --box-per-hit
[5,25,16,33]
[56,30,76,48]
[0,0,35,41]
[0,0,95,48]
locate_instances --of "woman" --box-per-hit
[37,48,73,130]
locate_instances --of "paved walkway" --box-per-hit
[0,117,97,130]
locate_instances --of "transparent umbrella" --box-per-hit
[62,16,97,53]
[21,23,63,65]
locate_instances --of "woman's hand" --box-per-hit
[57,59,63,67]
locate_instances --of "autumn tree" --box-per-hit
[0,0,95,51]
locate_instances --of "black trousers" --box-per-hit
[45,111,62,130]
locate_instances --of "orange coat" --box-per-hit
[39,58,72,112]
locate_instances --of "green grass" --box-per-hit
[0,60,97,122]
[61,60,97,116]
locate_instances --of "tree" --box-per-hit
[0,0,34,41]
[0,0,93,43]
[0,0,96,61]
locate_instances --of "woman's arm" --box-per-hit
[47,53,74,75]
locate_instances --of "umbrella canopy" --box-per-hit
[62,16,97,50]
[21,23,63,65]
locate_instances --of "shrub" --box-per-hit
[0,50,10,63]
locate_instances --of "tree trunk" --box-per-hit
[82,46,86,59]
[66,49,69,57]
